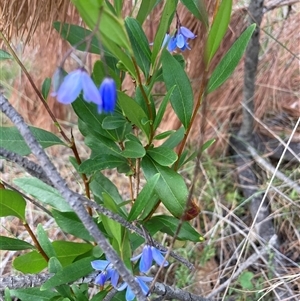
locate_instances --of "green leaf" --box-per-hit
[151,0,178,64]
[102,115,127,130]
[10,288,60,301]
[180,0,208,27]
[90,172,124,206]
[37,224,57,258]
[238,271,254,290]
[13,241,93,273]
[0,189,26,221]
[162,127,185,148]
[113,0,122,15]
[41,77,51,99]
[136,0,160,25]
[153,86,175,130]
[78,155,127,174]
[162,50,193,129]
[125,17,151,77]
[201,138,216,151]
[48,258,73,298]
[128,174,160,221]
[122,141,146,158]
[13,250,47,273]
[204,0,232,66]
[52,210,94,241]
[13,177,72,212]
[147,146,178,166]
[154,130,174,140]
[41,257,94,290]
[141,156,188,218]
[0,126,65,156]
[144,215,203,242]
[0,49,13,61]
[207,24,256,93]
[118,92,151,142]
[0,236,34,250]
[100,193,122,251]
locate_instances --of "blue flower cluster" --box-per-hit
[91,245,168,301]
[163,26,196,52]
[52,68,117,113]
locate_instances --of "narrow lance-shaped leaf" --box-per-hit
[207,24,256,93]
[125,17,151,78]
[151,0,178,64]
[128,174,160,221]
[180,0,208,27]
[162,50,193,129]
[204,0,232,67]
[0,126,65,156]
[0,236,34,251]
[136,0,160,25]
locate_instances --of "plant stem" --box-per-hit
[23,223,49,262]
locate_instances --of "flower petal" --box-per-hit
[95,271,108,286]
[81,71,102,105]
[125,286,135,301]
[117,282,128,291]
[176,34,185,48]
[56,69,82,104]
[136,277,151,295]
[109,269,120,288]
[99,78,117,113]
[151,246,169,267]
[139,245,153,273]
[167,36,177,52]
[91,260,111,271]
[162,33,170,48]
[180,26,196,39]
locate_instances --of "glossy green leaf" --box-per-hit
[100,193,122,251]
[162,127,185,148]
[0,236,34,251]
[102,115,127,130]
[144,215,204,242]
[41,77,51,99]
[48,258,73,298]
[122,140,146,158]
[78,155,126,174]
[125,17,151,77]
[147,146,178,166]
[0,189,26,221]
[204,0,232,66]
[136,0,160,24]
[162,50,193,129]
[151,0,178,64]
[154,130,175,140]
[37,224,57,258]
[0,126,65,156]
[41,257,94,290]
[207,24,256,93]
[180,0,208,26]
[13,241,93,273]
[90,172,124,206]
[128,174,160,221]
[118,92,151,142]
[0,49,13,60]
[52,210,94,241]
[153,86,175,130]
[9,288,60,301]
[13,177,72,212]
[141,156,188,218]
